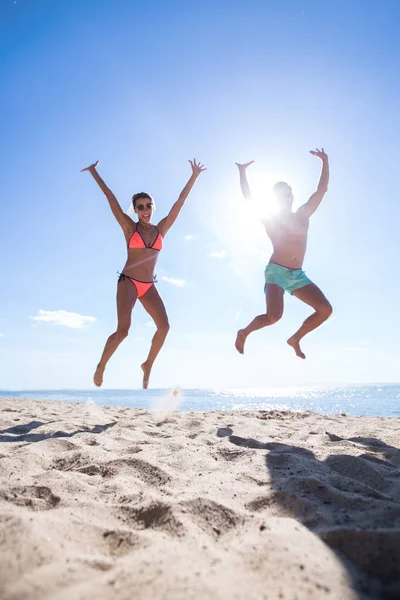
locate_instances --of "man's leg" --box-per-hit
[287,283,332,359]
[235,284,284,354]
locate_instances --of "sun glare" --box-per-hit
[205,165,308,291]
[247,170,287,220]
[207,171,283,264]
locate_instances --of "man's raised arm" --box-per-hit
[299,149,329,217]
[235,161,255,200]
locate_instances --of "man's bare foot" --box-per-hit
[235,329,247,354]
[287,336,306,359]
[93,364,105,387]
[141,362,152,389]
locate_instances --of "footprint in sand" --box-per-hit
[100,458,171,487]
[0,486,60,511]
[119,501,184,536]
[180,497,242,537]
[103,529,149,557]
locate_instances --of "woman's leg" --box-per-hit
[93,278,138,386]
[235,284,285,354]
[139,286,170,389]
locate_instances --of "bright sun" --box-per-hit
[207,166,304,264]
[246,170,287,219]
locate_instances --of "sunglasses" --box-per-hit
[136,202,154,211]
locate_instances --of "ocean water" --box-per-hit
[1,384,399,417]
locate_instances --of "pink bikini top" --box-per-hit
[128,223,163,251]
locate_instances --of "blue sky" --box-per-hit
[1,0,399,390]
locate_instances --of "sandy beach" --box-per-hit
[0,397,399,600]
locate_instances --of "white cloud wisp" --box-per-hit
[31,310,96,329]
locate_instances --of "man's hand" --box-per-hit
[189,158,206,177]
[235,161,255,172]
[310,148,328,161]
[81,160,100,173]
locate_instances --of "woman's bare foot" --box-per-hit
[93,364,105,387]
[287,336,306,359]
[235,329,247,354]
[141,362,152,389]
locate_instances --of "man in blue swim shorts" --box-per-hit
[235,149,332,359]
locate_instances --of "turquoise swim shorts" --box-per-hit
[264,262,313,294]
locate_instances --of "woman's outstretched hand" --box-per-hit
[189,158,206,177]
[81,160,100,173]
[309,148,328,162]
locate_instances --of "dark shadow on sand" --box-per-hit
[0,420,117,443]
[325,432,400,467]
[224,429,400,600]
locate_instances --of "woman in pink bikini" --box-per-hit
[81,159,206,389]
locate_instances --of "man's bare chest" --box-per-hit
[265,214,309,240]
